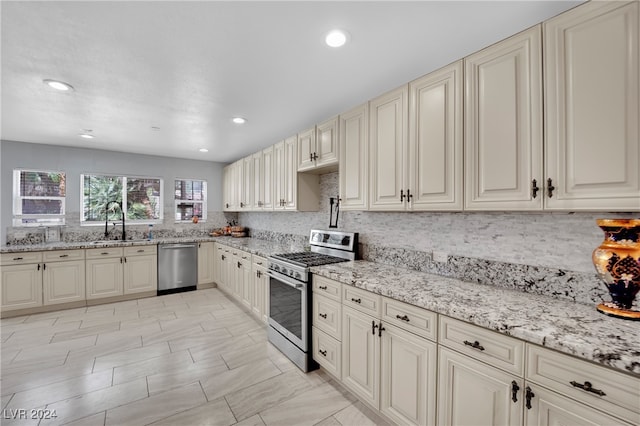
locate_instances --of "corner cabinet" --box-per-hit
[339,103,369,210]
[544,0,640,210]
[464,25,543,210]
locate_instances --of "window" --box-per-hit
[13,169,66,226]
[81,174,162,224]
[174,178,207,222]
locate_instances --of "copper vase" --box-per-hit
[592,219,640,320]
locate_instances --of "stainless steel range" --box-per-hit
[267,229,358,372]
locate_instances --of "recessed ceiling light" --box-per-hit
[199,148,209,153]
[325,30,349,48]
[151,126,161,131]
[232,117,247,124]
[79,129,94,139]
[43,79,74,91]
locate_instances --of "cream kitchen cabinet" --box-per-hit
[251,151,264,210]
[297,116,339,172]
[544,0,639,211]
[339,103,369,211]
[408,60,463,210]
[438,346,524,426]
[1,252,43,312]
[261,146,275,210]
[197,241,215,286]
[86,247,124,300]
[464,25,543,211]
[369,85,408,211]
[235,250,252,309]
[273,137,320,211]
[123,245,157,295]
[240,155,253,210]
[251,255,268,323]
[42,249,85,305]
[215,244,232,292]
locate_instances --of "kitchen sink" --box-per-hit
[88,239,150,245]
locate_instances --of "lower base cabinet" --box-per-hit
[86,256,124,299]
[44,260,85,305]
[438,346,524,426]
[1,263,43,311]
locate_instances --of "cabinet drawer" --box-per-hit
[85,247,123,259]
[343,285,381,316]
[237,251,251,261]
[527,344,640,425]
[439,316,524,375]
[1,251,42,265]
[382,297,437,341]
[313,326,341,379]
[312,293,342,340]
[42,249,85,262]
[313,275,341,301]
[252,255,267,268]
[124,245,157,256]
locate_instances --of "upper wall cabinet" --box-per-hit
[262,146,275,210]
[297,116,340,173]
[408,60,463,211]
[464,25,543,211]
[339,103,369,211]
[251,151,264,210]
[369,85,409,211]
[544,0,639,210]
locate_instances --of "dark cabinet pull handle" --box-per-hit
[101,252,109,255]
[221,255,226,260]
[351,298,361,304]
[525,386,535,410]
[531,179,540,198]
[570,381,606,396]
[37,264,40,271]
[547,178,555,198]
[371,320,378,335]
[319,313,327,319]
[318,349,327,357]
[137,249,145,253]
[43,263,46,270]
[256,271,262,278]
[225,203,229,208]
[13,257,23,261]
[463,340,485,351]
[400,189,405,202]
[257,262,262,265]
[124,257,127,263]
[378,322,385,337]
[318,285,328,290]
[237,261,241,268]
[59,254,69,258]
[511,381,520,403]
[396,314,410,322]
[313,152,318,161]
[407,189,413,201]
[120,258,123,263]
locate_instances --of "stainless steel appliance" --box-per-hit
[158,242,198,295]
[267,229,358,372]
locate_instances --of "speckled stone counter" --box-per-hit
[311,260,640,376]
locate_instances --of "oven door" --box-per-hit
[267,270,308,352]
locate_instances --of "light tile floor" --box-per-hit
[1,289,390,426]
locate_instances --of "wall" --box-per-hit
[1,140,231,243]
[239,172,636,307]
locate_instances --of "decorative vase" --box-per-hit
[592,219,640,320]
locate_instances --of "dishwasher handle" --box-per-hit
[160,244,197,250]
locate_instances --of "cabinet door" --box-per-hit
[241,156,253,210]
[438,347,523,426]
[239,257,252,309]
[316,116,339,169]
[544,1,639,210]
[380,324,437,426]
[262,146,274,210]
[283,135,298,210]
[223,165,231,211]
[252,151,263,210]
[43,260,85,305]
[197,242,215,285]
[273,141,285,210]
[409,60,463,211]
[1,263,42,311]
[297,127,316,171]
[369,85,408,211]
[86,258,124,299]
[124,255,157,294]
[339,103,369,210]
[464,26,543,210]
[342,305,380,409]
[525,384,630,426]
[251,265,266,320]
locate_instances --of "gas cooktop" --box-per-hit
[270,251,349,268]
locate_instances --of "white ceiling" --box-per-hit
[1,1,583,164]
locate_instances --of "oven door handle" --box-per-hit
[267,271,304,289]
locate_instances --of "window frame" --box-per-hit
[80,173,164,226]
[174,177,207,223]
[12,169,66,227]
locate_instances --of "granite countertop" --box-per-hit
[311,260,640,376]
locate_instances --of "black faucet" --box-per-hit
[105,201,126,241]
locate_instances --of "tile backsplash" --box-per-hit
[240,172,637,307]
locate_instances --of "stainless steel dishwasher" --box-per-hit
[157,242,198,295]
